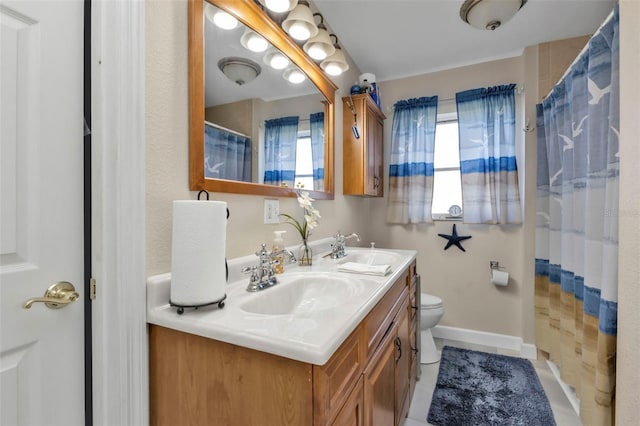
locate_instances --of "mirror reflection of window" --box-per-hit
[295,132,314,189]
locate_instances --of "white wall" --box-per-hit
[616,1,640,422]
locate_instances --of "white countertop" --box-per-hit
[146,240,416,365]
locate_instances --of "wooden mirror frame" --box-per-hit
[189,0,337,199]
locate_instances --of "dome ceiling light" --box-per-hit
[218,57,261,86]
[459,0,528,31]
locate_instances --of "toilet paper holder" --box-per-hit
[489,260,505,271]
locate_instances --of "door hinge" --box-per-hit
[90,278,97,300]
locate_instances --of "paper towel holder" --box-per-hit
[170,295,227,315]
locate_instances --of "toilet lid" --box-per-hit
[421,293,443,309]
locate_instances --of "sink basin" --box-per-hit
[239,273,369,315]
[339,250,401,266]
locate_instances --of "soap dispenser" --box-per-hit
[272,230,286,274]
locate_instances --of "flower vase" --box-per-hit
[298,240,313,266]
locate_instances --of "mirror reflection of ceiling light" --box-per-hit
[320,35,349,76]
[218,57,262,86]
[459,0,527,30]
[263,49,290,70]
[264,0,297,14]
[283,67,306,84]
[303,15,335,61]
[282,1,318,41]
[205,4,238,30]
[240,28,269,52]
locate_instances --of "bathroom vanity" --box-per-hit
[147,246,418,426]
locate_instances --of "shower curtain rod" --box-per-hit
[542,7,615,102]
[205,120,250,139]
[437,85,525,103]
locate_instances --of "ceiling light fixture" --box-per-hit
[205,4,238,30]
[282,1,318,41]
[218,57,261,86]
[459,0,528,31]
[283,67,306,84]
[320,35,349,76]
[263,49,290,70]
[264,0,297,14]
[303,14,335,61]
[240,28,269,52]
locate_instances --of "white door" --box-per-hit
[1,0,85,424]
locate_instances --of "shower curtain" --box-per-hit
[310,112,324,191]
[204,122,251,182]
[535,7,618,425]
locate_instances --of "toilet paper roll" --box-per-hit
[491,269,509,287]
[170,200,227,306]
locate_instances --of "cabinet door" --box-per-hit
[363,328,396,426]
[395,303,411,426]
[373,114,384,197]
[331,376,364,426]
[364,105,378,195]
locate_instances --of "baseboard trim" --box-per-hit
[431,325,538,359]
[546,360,581,416]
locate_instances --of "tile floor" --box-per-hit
[403,337,582,426]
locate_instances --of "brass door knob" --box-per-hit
[23,281,79,309]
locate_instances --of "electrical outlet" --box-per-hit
[264,199,280,224]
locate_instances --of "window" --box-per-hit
[294,132,314,189]
[431,114,463,220]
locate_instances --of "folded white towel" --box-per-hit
[337,262,391,276]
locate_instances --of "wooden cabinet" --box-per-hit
[149,261,418,426]
[343,94,386,197]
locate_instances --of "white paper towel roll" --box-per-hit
[170,200,227,306]
[491,269,509,287]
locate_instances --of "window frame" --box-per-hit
[431,112,463,221]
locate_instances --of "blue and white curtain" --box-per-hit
[310,112,324,191]
[263,116,299,187]
[204,122,251,182]
[386,96,438,224]
[535,7,618,425]
[456,84,522,224]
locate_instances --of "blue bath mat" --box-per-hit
[427,346,556,426]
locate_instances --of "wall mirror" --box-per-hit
[189,0,337,199]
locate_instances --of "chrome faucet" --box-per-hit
[330,232,361,259]
[242,244,296,292]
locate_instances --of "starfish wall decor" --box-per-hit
[438,224,472,252]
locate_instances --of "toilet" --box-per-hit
[420,293,445,364]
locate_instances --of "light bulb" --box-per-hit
[270,54,289,69]
[241,30,269,53]
[289,22,311,41]
[247,35,268,52]
[306,43,327,60]
[323,62,342,76]
[212,11,238,30]
[284,68,305,84]
[265,0,295,13]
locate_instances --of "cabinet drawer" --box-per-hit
[314,324,365,426]
[363,270,408,362]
